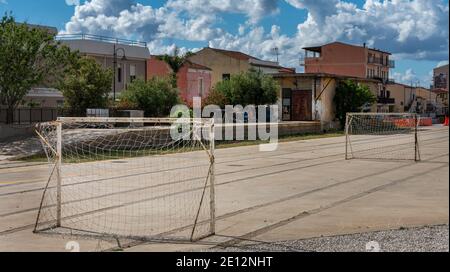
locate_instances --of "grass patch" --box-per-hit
[19,131,344,163]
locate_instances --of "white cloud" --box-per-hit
[208,0,448,71]
[65,0,80,6]
[146,39,199,56]
[61,0,449,71]
[209,25,299,68]
[436,60,449,67]
[393,68,418,84]
[166,0,279,24]
[392,68,434,87]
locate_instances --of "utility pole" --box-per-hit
[113,44,126,103]
[272,47,279,63]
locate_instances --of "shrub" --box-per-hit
[59,58,112,116]
[120,78,180,117]
[214,69,279,107]
[334,80,376,126]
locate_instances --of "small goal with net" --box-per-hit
[34,117,215,242]
[345,113,421,161]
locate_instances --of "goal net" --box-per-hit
[34,117,215,242]
[345,113,420,161]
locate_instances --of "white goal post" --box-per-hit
[345,113,421,161]
[34,117,216,242]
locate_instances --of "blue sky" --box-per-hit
[1,0,449,87]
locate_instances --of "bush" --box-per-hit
[203,88,230,108]
[59,58,112,116]
[214,69,279,107]
[334,80,376,126]
[120,78,180,117]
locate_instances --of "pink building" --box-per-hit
[147,56,212,106]
[302,42,394,82]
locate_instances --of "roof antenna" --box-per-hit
[272,47,279,63]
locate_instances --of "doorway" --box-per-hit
[291,90,312,121]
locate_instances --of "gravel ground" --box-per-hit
[209,225,449,252]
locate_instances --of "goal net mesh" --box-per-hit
[34,118,215,242]
[346,113,420,161]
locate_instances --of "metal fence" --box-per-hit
[0,108,59,124]
[0,108,146,124]
[55,34,148,47]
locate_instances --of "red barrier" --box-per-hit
[393,119,415,128]
[444,116,449,126]
[394,117,433,128]
[419,117,433,127]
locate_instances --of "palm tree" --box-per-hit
[157,47,194,88]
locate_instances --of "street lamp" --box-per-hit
[113,44,127,102]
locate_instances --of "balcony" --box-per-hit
[368,57,395,68]
[378,97,395,104]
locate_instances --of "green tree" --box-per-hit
[59,58,112,116]
[334,80,376,126]
[119,78,180,117]
[214,69,279,107]
[157,48,194,88]
[0,14,78,123]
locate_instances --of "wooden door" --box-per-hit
[291,90,312,121]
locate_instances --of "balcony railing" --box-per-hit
[368,57,395,68]
[56,33,147,47]
[377,97,395,104]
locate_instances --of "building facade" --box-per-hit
[147,56,212,106]
[383,83,437,114]
[273,73,380,128]
[58,34,151,99]
[188,47,294,87]
[433,64,449,91]
[303,42,394,82]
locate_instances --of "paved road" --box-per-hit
[0,126,448,252]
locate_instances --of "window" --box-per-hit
[386,90,391,98]
[130,64,136,82]
[117,64,122,83]
[198,78,204,97]
[222,74,231,81]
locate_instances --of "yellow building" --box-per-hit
[384,83,437,113]
[188,47,294,87]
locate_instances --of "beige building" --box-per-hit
[383,83,437,114]
[58,34,151,99]
[433,64,449,91]
[188,47,294,87]
[432,64,449,116]
[273,73,380,129]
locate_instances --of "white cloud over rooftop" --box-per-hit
[61,0,449,85]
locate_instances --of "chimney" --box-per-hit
[363,43,366,48]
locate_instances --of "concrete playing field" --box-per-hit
[0,125,448,252]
